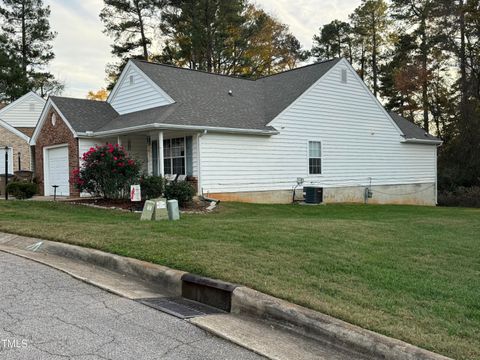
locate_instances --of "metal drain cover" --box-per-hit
[137,297,226,319]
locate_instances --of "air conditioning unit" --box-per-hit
[303,187,323,204]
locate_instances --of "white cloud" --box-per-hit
[45,0,361,98]
[46,0,112,98]
[256,0,361,49]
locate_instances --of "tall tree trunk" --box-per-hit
[372,11,378,97]
[134,0,149,60]
[205,0,213,73]
[459,0,467,109]
[420,15,429,132]
[360,42,366,80]
[348,41,353,64]
[21,0,26,74]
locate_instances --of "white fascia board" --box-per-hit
[0,91,45,117]
[107,60,175,105]
[30,98,78,145]
[0,118,30,142]
[77,123,279,138]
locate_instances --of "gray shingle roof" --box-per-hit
[389,112,440,142]
[50,59,341,134]
[50,96,118,132]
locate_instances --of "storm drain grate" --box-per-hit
[137,297,226,319]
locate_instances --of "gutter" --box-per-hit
[402,138,443,145]
[77,123,279,138]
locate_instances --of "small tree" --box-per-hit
[73,144,141,199]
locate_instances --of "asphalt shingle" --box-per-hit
[47,59,439,144]
[49,59,340,134]
[389,112,440,141]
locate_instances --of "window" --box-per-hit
[29,103,35,111]
[51,113,57,126]
[308,141,322,175]
[129,75,134,85]
[163,137,186,175]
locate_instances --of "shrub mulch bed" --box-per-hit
[68,197,215,213]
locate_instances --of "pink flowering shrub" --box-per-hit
[72,144,141,199]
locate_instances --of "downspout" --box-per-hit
[196,130,207,196]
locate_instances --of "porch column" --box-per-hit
[158,131,164,176]
[117,136,122,146]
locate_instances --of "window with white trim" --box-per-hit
[308,141,322,175]
[163,137,186,175]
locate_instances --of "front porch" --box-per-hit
[79,130,201,193]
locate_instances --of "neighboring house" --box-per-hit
[31,58,441,204]
[0,92,45,174]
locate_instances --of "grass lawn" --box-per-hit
[0,201,479,359]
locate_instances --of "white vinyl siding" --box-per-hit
[109,65,173,115]
[0,92,45,127]
[199,60,436,194]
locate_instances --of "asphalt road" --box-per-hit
[0,252,264,360]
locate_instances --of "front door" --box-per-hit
[151,140,159,176]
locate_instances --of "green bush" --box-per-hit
[140,175,164,200]
[164,181,195,207]
[6,182,38,199]
[72,144,141,199]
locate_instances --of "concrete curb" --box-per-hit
[0,232,452,360]
[231,287,451,360]
[0,233,186,296]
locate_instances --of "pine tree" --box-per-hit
[311,20,353,62]
[350,0,390,97]
[379,34,419,118]
[160,1,307,77]
[390,0,447,132]
[100,0,164,88]
[0,34,23,101]
[0,0,60,99]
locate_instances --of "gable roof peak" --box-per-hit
[131,57,342,82]
[131,59,257,81]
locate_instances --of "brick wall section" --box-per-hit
[35,109,80,197]
[15,127,35,137]
[0,126,31,171]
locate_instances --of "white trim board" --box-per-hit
[0,119,30,142]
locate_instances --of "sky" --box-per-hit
[46,0,361,98]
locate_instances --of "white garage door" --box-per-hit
[0,148,14,175]
[45,146,69,196]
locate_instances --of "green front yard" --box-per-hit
[0,201,479,359]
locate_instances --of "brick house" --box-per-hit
[0,92,45,176]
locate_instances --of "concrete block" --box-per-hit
[140,200,155,221]
[167,200,180,221]
[154,198,168,221]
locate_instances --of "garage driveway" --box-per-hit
[0,252,264,360]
